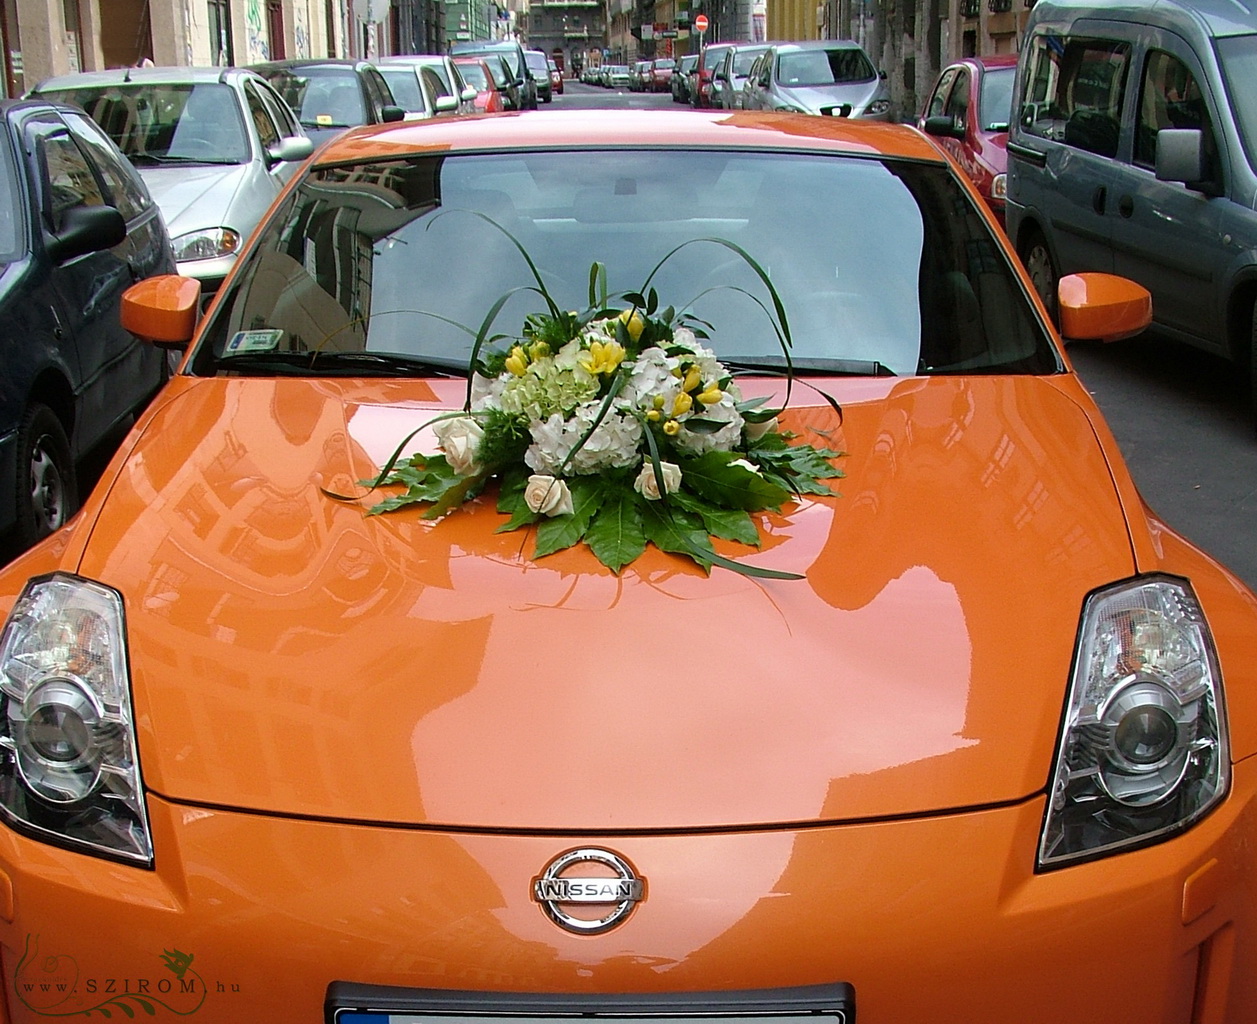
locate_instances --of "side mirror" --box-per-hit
[1155,127,1217,194]
[121,275,202,349]
[461,86,478,103]
[922,115,963,140]
[268,136,315,164]
[46,204,125,263]
[434,95,459,114]
[1057,272,1152,343]
[381,105,406,123]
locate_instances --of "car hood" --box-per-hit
[140,163,250,238]
[80,373,1134,831]
[784,81,884,115]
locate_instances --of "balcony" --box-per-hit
[987,0,1012,11]
[961,0,980,15]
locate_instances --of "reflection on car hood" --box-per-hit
[81,374,1133,831]
[140,163,251,238]
[784,81,883,113]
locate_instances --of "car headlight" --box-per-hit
[0,574,151,865]
[1039,576,1228,869]
[863,99,892,117]
[171,226,242,262]
[990,172,1008,201]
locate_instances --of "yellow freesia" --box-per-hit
[663,419,681,436]
[618,309,645,342]
[504,345,529,377]
[697,383,723,405]
[683,365,703,392]
[672,392,693,416]
[580,340,626,376]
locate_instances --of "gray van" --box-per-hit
[1006,0,1257,404]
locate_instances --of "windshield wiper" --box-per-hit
[217,350,468,378]
[721,356,896,377]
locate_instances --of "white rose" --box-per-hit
[434,416,485,476]
[523,475,574,516]
[633,460,682,500]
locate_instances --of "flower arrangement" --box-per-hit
[351,235,845,579]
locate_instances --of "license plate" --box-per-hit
[327,984,855,1024]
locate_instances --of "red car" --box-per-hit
[918,54,1017,225]
[453,56,507,113]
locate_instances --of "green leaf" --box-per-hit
[640,502,714,571]
[678,451,790,511]
[532,477,604,557]
[422,472,485,519]
[670,490,760,546]
[585,489,646,573]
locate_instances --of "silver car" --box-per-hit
[714,43,772,109]
[378,55,477,118]
[30,66,313,294]
[741,40,892,120]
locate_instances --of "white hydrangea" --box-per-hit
[672,384,746,455]
[525,403,644,475]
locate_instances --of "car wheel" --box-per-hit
[1021,229,1059,323]
[15,403,78,547]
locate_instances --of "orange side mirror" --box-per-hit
[121,275,201,347]
[1057,272,1152,343]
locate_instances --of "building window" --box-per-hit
[208,0,233,65]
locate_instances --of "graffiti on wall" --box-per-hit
[246,0,268,62]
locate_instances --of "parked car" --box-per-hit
[452,56,508,113]
[549,58,564,96]
[918,54,1017,225]
[13,104,1256,1022]
[672,52,699,103]
[524,49,553,103]
[649,57,676,93]
[248,58,405,147]
[741,40,892,119]
[691,41,738,107]
[713,43,770,108]
[606,64,633,88]
[0,98,173,550]
[630,59,652,92]
[449,40,538,110]
[377,55,476,119]
[1006,0,1257,413]
[30,66,314,294]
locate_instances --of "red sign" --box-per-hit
[694,13,709,31]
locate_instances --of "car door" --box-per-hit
[1010,28,1131,277]
[246,80,306,189]
[1106,35,1227,346]
[25,109,164,455]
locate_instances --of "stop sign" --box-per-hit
[694,13,709,31]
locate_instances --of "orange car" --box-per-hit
[0,110,1254,1024]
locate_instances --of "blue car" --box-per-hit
[0,98,174,552]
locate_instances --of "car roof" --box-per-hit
[32,65,266,92]
[250,58,375,72]
[309,108,945,164]
[772,39,869,51]
[1028,0,1257,37]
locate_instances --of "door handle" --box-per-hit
[1092,186,1107,214]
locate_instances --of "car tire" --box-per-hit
[15,403,78,548]
[1021,228,1059,324]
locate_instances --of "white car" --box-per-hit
[30,66,314,295]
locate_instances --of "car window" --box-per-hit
[0,129,20,258]
[32,123,106,234]
[978,66,1014,130]
[62,108,150,221]
[944,68,971,129]
[779,47,876,86]
[1018,34,1129,158]
[456,61,490,91]
[421,67,451,101]
[36,82,251,166]
[1134,49,1216,173]
[925,68,957,118]
[261,67,366,129]
[194,150,1056,379]
[1216,34,1257,170]
[244,81,282,149]
[257,80,302,138]
[364,68,395,117]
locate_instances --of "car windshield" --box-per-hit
[260,67,365,129]
[980,66,1015,131]
[35,82,250,165]
[732,49,767,75]
[379,68,426,113]
[192,149,1055,379]
[526,52,548,73]
[778,48,876,86]
[457,62,492,91]
[1216,34,1257,171]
